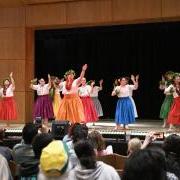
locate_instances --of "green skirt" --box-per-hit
[159,95,173,119]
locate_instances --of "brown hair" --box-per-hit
[88,130,105,151]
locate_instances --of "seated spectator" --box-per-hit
[0,128,13,161]
[13,123,39,179]
[38,140,72,180]
[68,140,120,180]
[162,134,180,179]
[122,148,178,180]
[0,153,13,180]
[33,133,53,160]
[127,138,142,156]
[66,123,88,167]
[88,130,113,156]
[62,123,80,143]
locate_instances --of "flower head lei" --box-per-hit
[64,69,76,79]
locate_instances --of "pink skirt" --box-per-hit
[81,96,98,123]
[0,97,17,120]
[167,97,180,125]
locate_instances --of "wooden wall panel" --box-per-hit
[66,0,112,25]
[25,3,66,27]
[25,91,34,123]
[0,7,25,27]
[0,28,25,59]
[112,0,162,22]
[162,0,180,18]
[15,91,25,123]
[0,60,25,91]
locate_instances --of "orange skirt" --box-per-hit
[0,97,17,120]
[56,94,85,124]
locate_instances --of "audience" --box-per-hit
[38,140,72,180]
[0,128,13,161]
[127,138,142,156]
[0,153,13,180]
[66,123,88,167]
[68,140,120,180]
[162,134,180,179]
[88,130,113,156]
[33,133,53,159]
[122,148,178,180]
[13,123,39,179]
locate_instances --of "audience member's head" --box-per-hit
[127,138,142,155]
[72,124,88,143]
[74,140,96,169]
[33,133,53,159]
[122,148,167,180]
[162,134,180,158]
[162,134,180,178]
[88,130,105,152]
[40,140,69,177]
[22,123,38,144]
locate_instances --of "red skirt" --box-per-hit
[167,97,180,125]
[0,97,17,120]
[81,96,98,123]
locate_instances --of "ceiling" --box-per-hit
[0,0,73,7]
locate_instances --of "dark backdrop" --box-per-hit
[35,22,180,120]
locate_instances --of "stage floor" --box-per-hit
[0,119,180,135]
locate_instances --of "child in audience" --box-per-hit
[88,130,113,156]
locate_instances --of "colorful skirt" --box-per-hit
[159,95,173,119]
[91,97,103,117]
[129,96,138,118]
[33,95,54,119]
[53,94,61,118]
[56,94,85,124]
[167,97,180,125]
[115,97,135,125]
[0,97,17,120]
[81,96,98,123]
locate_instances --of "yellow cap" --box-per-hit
[40,140,68,176]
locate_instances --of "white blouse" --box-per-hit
[61,78,80,95]
[79,85,92,97]
[164,84,179,98]
[113,85,136,98]
[0,84,15,97]
[90,86,102,97]
[32,84,50,96]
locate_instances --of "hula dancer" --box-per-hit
[30,74,54,124]
[159,71,174,128]
[90,79,103,117]
[79,78,98,123]
[0,72,18,126]
[112,76,138,130]
[56,64,87,124]
[166,73,180,130]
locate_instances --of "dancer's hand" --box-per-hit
[99,79,103,84]
[82,64,88,71]
[135,75,139,81]
[48,74,51,79]
[131,75,135,82]
[9,72,13,78]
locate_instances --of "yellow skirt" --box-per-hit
[56,94,85,124]
[53,94,61,118]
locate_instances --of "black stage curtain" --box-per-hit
[35,22,180,120]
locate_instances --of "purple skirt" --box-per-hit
[33,95,54,119]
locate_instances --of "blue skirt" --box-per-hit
[115,97,135,125]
